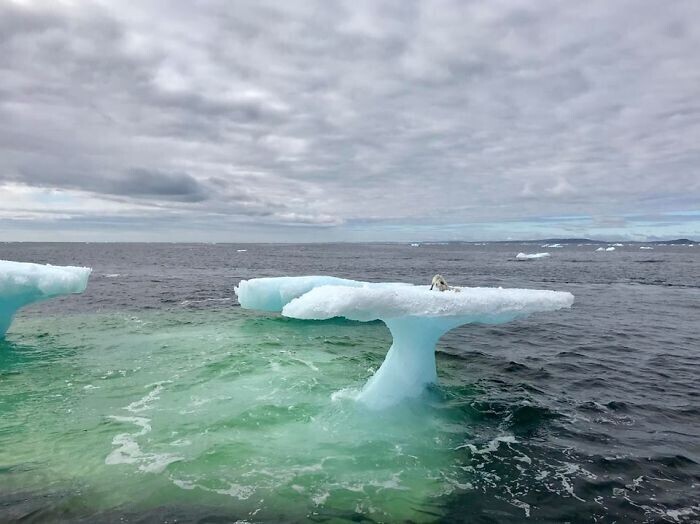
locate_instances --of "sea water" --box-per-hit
[1,242,699,522]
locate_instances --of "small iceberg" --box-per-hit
[410,243,420,247]
[640,246,653,250]
[612,243,624,247]
[516,252,550,261]
[0,261,91,336]
[595,247,615,252]
[236,276,573,409]
[541,243,563,248]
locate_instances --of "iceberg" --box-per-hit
[0,260,91,336]
[516,252,550,260]
[236,276,573,409]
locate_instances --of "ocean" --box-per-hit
[1,242,698,523]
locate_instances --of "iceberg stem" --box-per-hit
[0,298,29,337]
[357,316,448,408]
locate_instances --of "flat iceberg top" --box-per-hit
[235,276,363,311]
[282,284,574,323]
[0,260,91,299]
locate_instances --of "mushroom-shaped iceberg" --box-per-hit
[0,260,92,337]
[236,277,574,409]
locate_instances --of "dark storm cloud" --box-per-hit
[110,169,210,202]
[0,0,699,240]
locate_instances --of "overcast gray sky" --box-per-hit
[1,0,699,241]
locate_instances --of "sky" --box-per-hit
[1,0,699,242]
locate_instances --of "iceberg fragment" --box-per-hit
[236,276,573,409]
[0,260,91,336]
[516,252,550,260]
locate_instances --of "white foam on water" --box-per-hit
[509,499,531,517]
[456,435,517,455]
[105,382,182,473]
[665,505,700,522]
[311,491,330,505]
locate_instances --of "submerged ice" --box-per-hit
[236,276,573,409]
[0,260,91,336]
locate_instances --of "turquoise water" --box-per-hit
[2,309,481,521]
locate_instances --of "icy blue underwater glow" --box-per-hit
[236,276,574,409]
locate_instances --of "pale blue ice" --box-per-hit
[0,261,91,336]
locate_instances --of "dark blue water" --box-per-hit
[1,242,699,522]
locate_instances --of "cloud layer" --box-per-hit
[1,0,699,240]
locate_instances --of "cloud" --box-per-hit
[109,169,210,202]
[0,0,699,240]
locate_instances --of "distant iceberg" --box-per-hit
[595,247,615,252]
[236,276,573,409]
[640,246,653,250]
[541,243,563,248]
[516,252,550,260]
[0,261,91,336]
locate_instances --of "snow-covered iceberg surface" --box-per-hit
[0,261,91,336]
[235,276,364,311]
[516,252,550,260]
[236,276,573,409]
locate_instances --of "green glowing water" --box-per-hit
[1,309,476,521]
